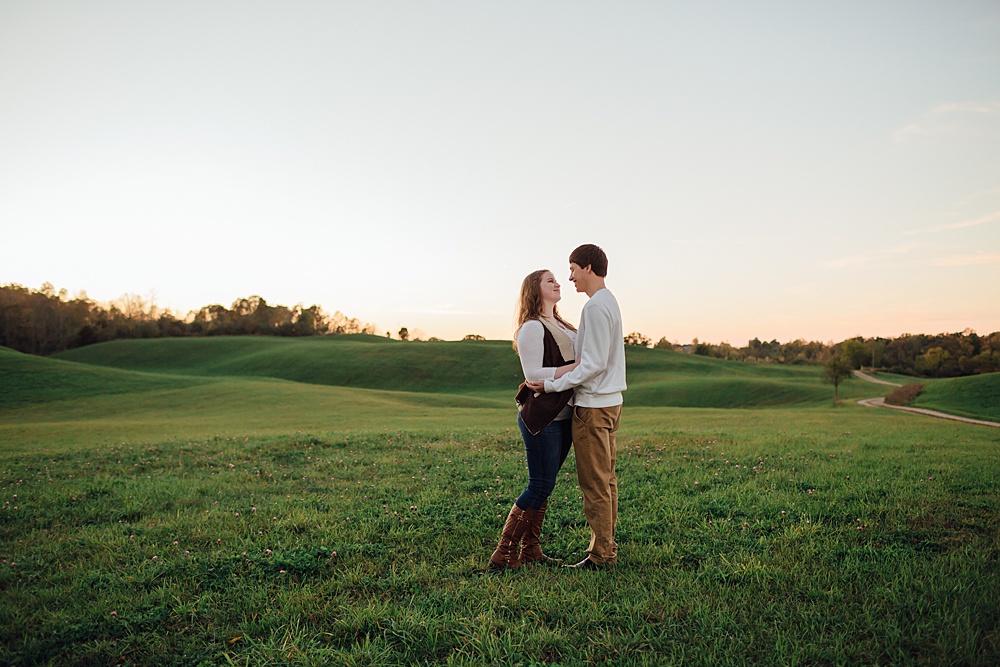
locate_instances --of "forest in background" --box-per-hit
[648,331,1000,378]
[0,283,377,355]
[2,282,998,378]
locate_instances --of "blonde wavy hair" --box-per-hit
[513,269,576,352]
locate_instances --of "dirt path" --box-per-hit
[852,370,901,387]
[853,371,1000,428]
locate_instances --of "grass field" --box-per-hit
[2,338,998,665]
[859,369,1000,423]
[911,373,1000,422]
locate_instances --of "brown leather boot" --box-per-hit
[489,504,534,570]
[520,501,560,565]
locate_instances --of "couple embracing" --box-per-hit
[488,244,627,571]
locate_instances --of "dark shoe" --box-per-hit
[564,557,600,570]
[520,501,561,564]
[488,504,535,570]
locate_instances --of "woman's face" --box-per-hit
[539,271,561,305]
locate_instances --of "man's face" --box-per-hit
[568,262,590,293]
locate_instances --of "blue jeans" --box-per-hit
[515,414,573,510]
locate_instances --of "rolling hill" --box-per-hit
[51,335,881,407]
[4,337,996,452]
[53,335,523,396]
[0,345,209,410]
[1,343,512,451]
[912,373,1000,422]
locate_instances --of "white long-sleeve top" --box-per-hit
[544,288,626,408]
[516,319,577,420]
[516,319,577,382]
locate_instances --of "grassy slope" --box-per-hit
[10,336,997,454]
[54,335,524,397]
[1,346,511,452]
[1,377,512,452]
[0,345,210,409]
[624,345,863,407]
[911,373,1000,421]
[864,371,922,386]
[0,337,911,451]
[53,335,884,406]
[862,370,1000,422]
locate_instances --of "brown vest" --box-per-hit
[515,324,575,435]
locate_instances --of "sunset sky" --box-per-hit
[2,1,998,344]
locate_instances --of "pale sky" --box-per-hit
[2,1,998,344]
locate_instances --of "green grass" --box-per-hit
[3,339,895,451]
[2,344,512,452]
[0,345,211,410]
[53,336,887,407]
[862,371,920,386]
[2,338,998,664]
[1,410,997,665]
[911,373,1000,422]
[53,335,524,398]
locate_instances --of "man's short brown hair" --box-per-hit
[569,244,608,277]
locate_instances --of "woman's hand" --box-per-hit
[553,360,579,379]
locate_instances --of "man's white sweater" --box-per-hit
[544,288,626,407]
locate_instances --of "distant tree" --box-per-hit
[838,338,868,370]
[867,337,887,369]
[916,346,950,375]
[112,292,155,322]
[231,296,263,334]
[714,341,742,361]
[624,332,651,347]
[0,283,380,353]
[821,353,854,403]
[802,340,831,364]
[746,337,782,362]
[157,312,188,338]
[463,334,485,341]
[693,342,712,356]
[398,327,409,341]
[192,304,233,335]
[281,304,328,336]
[329,310,365,335]
[653,337,674,350]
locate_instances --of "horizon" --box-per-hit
[3,279,997,347]
[2,2,998,344]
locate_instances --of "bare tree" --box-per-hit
[624,332,651,347]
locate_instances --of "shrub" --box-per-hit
[885,383,923,406]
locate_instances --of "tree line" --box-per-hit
[0,283,377,355]
[636,330,1000,378]
[647,335,838,365]
[4,283,998,379]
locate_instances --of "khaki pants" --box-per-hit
[572,405,621,565]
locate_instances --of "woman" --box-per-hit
[489,269,579,569]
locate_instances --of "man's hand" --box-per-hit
[525,380,545,394]
[554,360,579,379]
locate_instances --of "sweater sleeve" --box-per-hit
[516,320,558,382]
[544,302,610,393]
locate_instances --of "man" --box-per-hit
[526,243,626,569]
